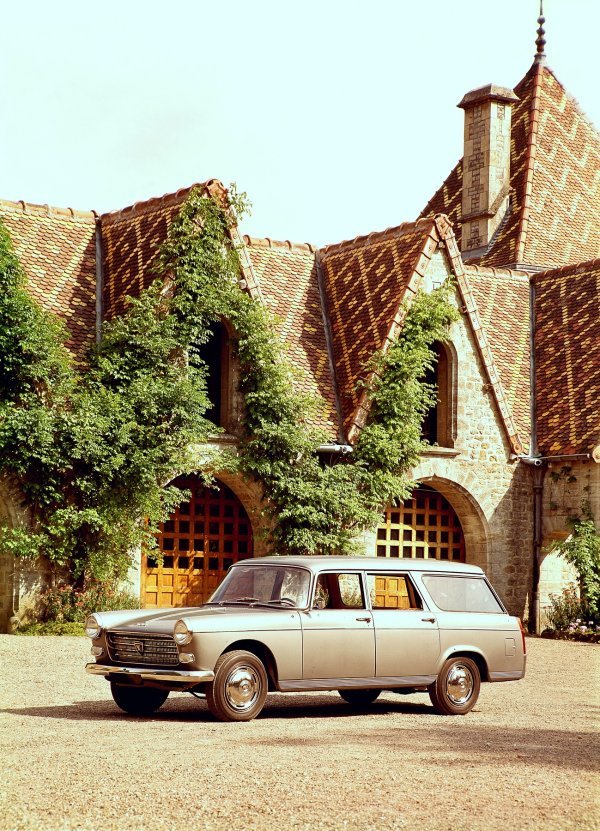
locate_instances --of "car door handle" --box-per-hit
[421,617,436,623]
[356,616,372,623]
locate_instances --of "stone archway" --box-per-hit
[141,473,264,608]
[373,475,490,573]
[414,475,490,572]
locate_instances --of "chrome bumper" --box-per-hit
[86,662,215,685]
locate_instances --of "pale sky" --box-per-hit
[1,0,598,247]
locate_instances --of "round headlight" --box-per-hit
[173,620,192,645]
[85,614,102,639]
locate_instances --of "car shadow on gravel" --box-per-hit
[0,695,432,723]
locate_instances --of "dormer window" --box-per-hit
[420,341,456,448]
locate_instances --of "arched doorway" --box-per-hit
[142,475,253,607]
[376,484,466,561]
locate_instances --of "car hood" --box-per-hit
[98,604,301,635]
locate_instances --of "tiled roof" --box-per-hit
[100,180,225,319]
[464,265,531,450]
[420,62,600,270]
[534,258,600,456]
[0,199,97,356]
[243,236,338,437]
[319,218,439,440]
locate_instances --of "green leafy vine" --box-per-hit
[0,188,458,582]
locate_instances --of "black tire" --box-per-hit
[110,682,169,716]
[428,657,480,715]
[206,650,268,722]
[338,688,381,706]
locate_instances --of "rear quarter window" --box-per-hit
[422,575,504,613]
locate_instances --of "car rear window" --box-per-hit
[422,575,504,613]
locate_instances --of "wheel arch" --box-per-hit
[440,647,489,682]
[222,639,279,691]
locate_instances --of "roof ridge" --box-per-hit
[100,179,225,223]
[514,61,544,264]
[464,264,530,281]
[0,197,97,222]
[535,257,600,279]
[242,235,316,254]
[320,216,435,258]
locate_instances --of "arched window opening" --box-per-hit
[376,485,465,562]
[191,321,231,430]
[420,341,455,448]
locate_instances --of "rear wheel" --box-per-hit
[206,650,268,722]
[110,682,169,716]
[428,657,480,715]
[338,689,381,706]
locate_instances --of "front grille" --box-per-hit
[107,632,179,666]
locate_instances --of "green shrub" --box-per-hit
[39,581,140,624]
[15,621,85,636]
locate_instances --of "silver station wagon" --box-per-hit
[85,556,526,721]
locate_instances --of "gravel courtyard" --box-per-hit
[0,635,598,831]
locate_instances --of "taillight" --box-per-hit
[518,618,527,654]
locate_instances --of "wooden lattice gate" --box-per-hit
[376,485,466,562]
[142,476,253,607]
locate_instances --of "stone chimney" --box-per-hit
[457,84,519,256]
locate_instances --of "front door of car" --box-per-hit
[367,572,441,678]
[301,572,375,680]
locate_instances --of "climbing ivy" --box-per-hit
[0,187,458,582]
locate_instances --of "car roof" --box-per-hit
[233,556,484,575]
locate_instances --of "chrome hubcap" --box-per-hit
[446,664,474,705]
[225,666,260,711]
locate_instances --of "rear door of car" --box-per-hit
[367,571,441,678]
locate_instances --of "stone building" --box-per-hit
[0,15,598,632]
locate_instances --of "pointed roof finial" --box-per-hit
[534,0,546,63]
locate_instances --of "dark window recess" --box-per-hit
[163,556,174,568]
[224,505,234,518]
[162,539,174,551]
[147,556,158,568]
[209,523,219,535]
[377,528,386,540]
[223,540,233,553]
[209,540,219,552]
[223,558,234,570]
[209,504,220,517]
[163,520,175,533]
[178,557,190,569]
[193,557,204,569]
[238,541,248,554]
[403,529,412,541]
[224,522,234,535]
[390,529,400,541]
[178,539,189,551]
[191,325,224,426]
[179,502,190,516]
[193,539,204,551]
[377,546,386,557]
[194,521,204,534]
[178,521,190,534]
[420,351,439,444]
[208,557,219,570]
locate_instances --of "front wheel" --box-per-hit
[428,657,480,715]
[338,689,381,706]
[110,682,169,716]
[206,650,268,722]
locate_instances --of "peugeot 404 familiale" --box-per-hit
[85,556,526,721]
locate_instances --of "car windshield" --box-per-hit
[207,565,311,608]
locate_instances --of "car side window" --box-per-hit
[367,573,423,610]
[313,573,365,609]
